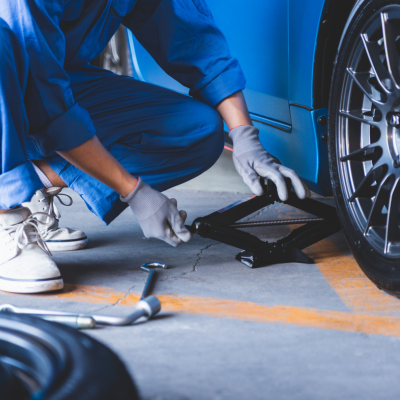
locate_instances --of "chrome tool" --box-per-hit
[0,295,161,329]
[140,262,168,300]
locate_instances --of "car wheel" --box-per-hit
[329,0,400,295]
[0,313,139,400]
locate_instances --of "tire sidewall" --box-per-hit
[328,0,400,291]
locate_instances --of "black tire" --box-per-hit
[0,313,139,400]
[329,0,400,294]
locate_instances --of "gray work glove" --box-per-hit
[229,125,310,201]
[120,178,192,247]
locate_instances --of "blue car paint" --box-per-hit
[210,0,291,124]
[257,107,330,195]
[128,0,332,195]
[286,0,331,195]
[127,30,189,95]
[288,0,326,107]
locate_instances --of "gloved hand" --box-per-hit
[120,178,192,247]
[229,125,311,201]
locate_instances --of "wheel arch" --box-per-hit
[313,0,359,109]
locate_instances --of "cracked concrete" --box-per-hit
[192,243,220,272]
[114,285,136,306]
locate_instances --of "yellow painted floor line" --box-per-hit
[22,284,400,337]
[304,240,400,315]
[280,207,400,315]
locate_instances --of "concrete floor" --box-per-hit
[2,151,400,399]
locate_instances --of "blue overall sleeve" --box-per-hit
[0,1,96,156]
[123,0,246,107]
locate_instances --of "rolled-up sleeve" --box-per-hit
[124,0,246,107]
[0,1,96,156]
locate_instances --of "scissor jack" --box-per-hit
[187,180,342,268]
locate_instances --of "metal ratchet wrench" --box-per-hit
[0,295,161,329]
[0,262,167,329]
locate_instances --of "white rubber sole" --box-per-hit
[0,277,64,294]
[46,238,88,252]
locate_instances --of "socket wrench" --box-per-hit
[0,295,161,329]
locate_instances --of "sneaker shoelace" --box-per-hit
[1,212,55,256]
[44,191,73,220]
[39,190,73,237]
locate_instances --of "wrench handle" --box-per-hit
[140,267,155,300]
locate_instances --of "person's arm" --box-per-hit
[58,136,191,247]
[216,91,310,201]
[215,91,252,130]
[123,0,246,108]
[57,136,137,198]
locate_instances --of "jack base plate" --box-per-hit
[236,247,314,268]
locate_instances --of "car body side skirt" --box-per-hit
[258,105,331,195]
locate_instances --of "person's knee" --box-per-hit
[195,101,224,138]
[203,104,224,157]
[188,101,224,167]
[190,100,224,143]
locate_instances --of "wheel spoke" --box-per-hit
[385,178,400,253]
[361,34,394,92]
[339,110,379,126]
[381,13,400,87]
[349,163,386,202]
[365,174,393,233]
[340,144,380,162]
[346,69,387,105]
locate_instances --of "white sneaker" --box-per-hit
[22,187,88,251]
[0,207,64,294]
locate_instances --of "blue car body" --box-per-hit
[126,0,331,195]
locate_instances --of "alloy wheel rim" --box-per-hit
[338,5,400,257]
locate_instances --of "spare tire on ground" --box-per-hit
[0,313,139,400]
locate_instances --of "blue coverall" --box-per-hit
[0,0,245,224]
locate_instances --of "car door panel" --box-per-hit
[210,0,291,124]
